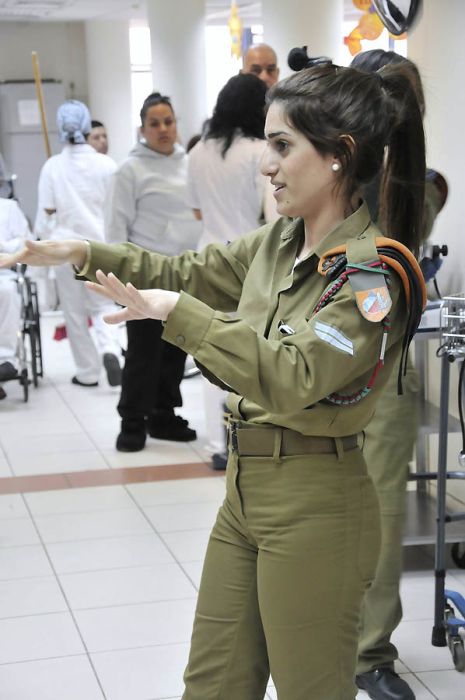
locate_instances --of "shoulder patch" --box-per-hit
[349,269,392,322]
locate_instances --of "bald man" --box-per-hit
[242,43,280,89]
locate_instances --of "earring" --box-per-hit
[331,162,341,172]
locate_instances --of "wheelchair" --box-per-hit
[2,265,44,402]
[16,264,43,388]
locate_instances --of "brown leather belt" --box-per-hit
[228,421,359,457]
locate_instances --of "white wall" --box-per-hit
[0,21,88,101]
[408,0,465,297]
[85,20,133,165]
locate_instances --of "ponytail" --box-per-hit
[377,64,426,257]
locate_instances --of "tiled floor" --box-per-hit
[0,315,464,699]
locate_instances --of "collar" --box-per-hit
[279,201,372,260]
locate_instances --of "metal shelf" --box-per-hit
[404,491,465,546]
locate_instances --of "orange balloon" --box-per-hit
[352,0,372,10]
[358,12,384,40]
[344,29,362,56]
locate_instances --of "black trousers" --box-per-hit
[117,319,187,421]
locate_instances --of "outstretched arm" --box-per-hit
[0,238,88,270]
[86,269,180,323]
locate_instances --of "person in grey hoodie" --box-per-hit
[105,92,201,451]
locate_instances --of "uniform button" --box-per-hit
[175,334,185,346]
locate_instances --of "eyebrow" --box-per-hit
[266,130,292,139]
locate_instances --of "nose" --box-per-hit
[260,144,278,177]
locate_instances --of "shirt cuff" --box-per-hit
[162,291,214,355]
[73,240,92,276]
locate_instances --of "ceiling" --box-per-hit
[0,0,262,23]
[0,0,358,23]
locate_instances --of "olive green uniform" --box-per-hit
[82,203,408,700]
[357,181,442,675]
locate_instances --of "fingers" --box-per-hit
[84,280,116,301]
[102,309,131,324]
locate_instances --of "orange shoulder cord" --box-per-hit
[315,237,426,404]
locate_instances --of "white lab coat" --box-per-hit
[36,144,121,384]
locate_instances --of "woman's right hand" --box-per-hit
[0,239,88,270]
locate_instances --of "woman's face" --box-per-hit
[261,102,339,221]
[141,104,177,155]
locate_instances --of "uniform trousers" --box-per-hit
[118,318,187,421]
[357,361,419,673]
[55,263,121,384]
[0,273,21,363]
[182,434,381,700]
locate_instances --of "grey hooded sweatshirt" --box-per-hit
[105,141,201,255]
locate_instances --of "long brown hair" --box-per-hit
[268,64,425,255]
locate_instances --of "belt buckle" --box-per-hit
[229,421,239,453]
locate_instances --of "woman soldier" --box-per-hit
[0,63,426,700]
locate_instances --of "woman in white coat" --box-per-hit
[36,100,122,388]
[186,73,270,464]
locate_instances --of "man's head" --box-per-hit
[87,120,108,154]
[242,43,279,89]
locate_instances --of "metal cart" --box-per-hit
[426,294,465,670]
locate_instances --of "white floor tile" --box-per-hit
[0,493,29,519]
[0,612,85,664]
[91,643,190,700]
[103,443,204,469]
[0,517,41,547]
[144,501,220,533]
[0,544,53,579]
[59,563,196,609]
[0,458,13,476]
[400,570,438,621]
[0,576,67,618]
[34,508,153,543]
[2,431,98,458]
[393,618,456,672]
[0,656,105,700]
[75,599,196,652]
[127,477,225,507]
[0,416,84,439]
[160,529,211,562]
[46,533,175,574]
[417,669,465,699]
[10,449,110,476]
[25,485,136,515]
[181,561,204,589]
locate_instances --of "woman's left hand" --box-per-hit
[85,270,180,323]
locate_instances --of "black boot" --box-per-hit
[147,410,196,442]
[211,451,228,471]
[116,418,146,452]
[356,667,415,700]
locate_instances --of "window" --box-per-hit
[129,24,153,134]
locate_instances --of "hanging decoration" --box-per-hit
[344,1,406,57]
[228,2,243,59]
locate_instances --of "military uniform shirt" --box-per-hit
[82,201,407,437]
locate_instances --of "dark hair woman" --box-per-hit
[186,74,269,459]
[103,91,201,451]
[187,73,268,248]
[1,63,426,700]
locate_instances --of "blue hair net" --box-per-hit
[57,100,91,144]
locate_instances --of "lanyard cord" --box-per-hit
[311,260,391,406]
